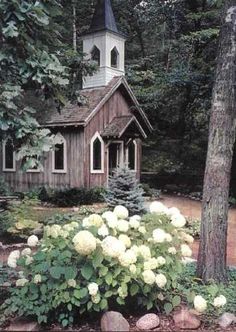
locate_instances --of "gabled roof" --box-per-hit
[40,76,153,136]
[88,0,119,35]
[101,115,147,139]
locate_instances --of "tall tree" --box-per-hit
[197,0,236,283]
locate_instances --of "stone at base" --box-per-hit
[136,314,160,330]
[173,308,201,330]
[7,319,39,331]
[218,313,236,329]
[101,311,130,331]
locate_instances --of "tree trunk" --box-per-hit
[197,1,236,283]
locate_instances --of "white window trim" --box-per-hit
[52,135,67,174]
[110,46,119,69]
[126,140,137,172]
[2,140,16,172]
[90,132,104,174]
[26,157,41,173]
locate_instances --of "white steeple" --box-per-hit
[81,0,126,89]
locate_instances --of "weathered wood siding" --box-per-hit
[0,128,84,191]
[84,88,142,188]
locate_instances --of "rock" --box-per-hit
[101,311,130,331]
[173,308,201,330]
[218,313,236,329]
[136,313,160,330]
[7,319,39,331]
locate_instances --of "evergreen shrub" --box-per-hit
[105,166,145,215]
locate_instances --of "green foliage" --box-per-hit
[0,198,43,239]
[0,177,11,195]
[39,187,106,207]
[185,218,201,239]
[3,207,189,326]
[105,167,145,215]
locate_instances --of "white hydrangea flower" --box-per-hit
[129,218,140,229]
[156,273,167,288]
[142,270,156,285]
[139,245,151,259]
[180,232,194,244]
[118,234,131,248]
[91,294,101,304]
[73,231,97,255]
[171,213,186,228]
[157,256,166,266]
[59,229,69,238]
[194,295,207,313]
[16,278,28,287]
[138,226,146,234]
[119,249,137,267]
[181,244,192,257]
[153,228,166,243]
[88,214,104,228]
[129,264,137,274]
[102,211,118,229]
[82,217,90,228]
[27,235,39,247]
[25,255,34,265]
[33,274,42,284]
[68,279,77,288]
[63,224,74,232]
[50,225,62,238]
[131,245,140,255]
[98,224,109,237]
[117,219,129,232]
[144,258,158,270]
[21,248,32,256]
[101,236,126,258]
[165,233,173,242]
[113,205,129,219]
[70,221,79,228]
[88,282,99,296]
[168,247,177,255]
[168,207,181,216]
[150,201,169,215]
[213,295,227,308]
[7,250,20,268]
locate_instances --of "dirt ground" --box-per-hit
[159,194,236,266]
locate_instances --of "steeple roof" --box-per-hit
[87,0,122,36]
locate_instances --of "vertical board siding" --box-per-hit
[84,88,142,188]
[0,128,84,191]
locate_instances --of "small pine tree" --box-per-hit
[105,166,145,215]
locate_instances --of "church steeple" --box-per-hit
[82,0,126,89]
[88,0,119,35]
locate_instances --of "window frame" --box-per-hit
[90,132,104,174]
[110,46,119,69]
[26,155,41,173]
[91,45,101,67]
[52,135,67,174]
[125,140,137,172]
[2,140,16,172]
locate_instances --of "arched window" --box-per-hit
[91,46,100,66]
[90,132,104,173]
[126,140,137,171]
[111,47,119,68]
[2,139,16,172]
[52,135,67,173]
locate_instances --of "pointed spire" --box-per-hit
[88,0,119,34]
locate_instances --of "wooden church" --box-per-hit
[0,0,152,191]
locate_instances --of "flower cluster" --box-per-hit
[194,294,227,313]
[6,201,200,327]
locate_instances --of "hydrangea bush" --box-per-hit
[3,201,225,326]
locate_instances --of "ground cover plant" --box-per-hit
[2,202,227,328]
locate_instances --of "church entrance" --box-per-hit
[108,142,124,175]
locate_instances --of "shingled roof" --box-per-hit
[40,77,122,127]
[40,76,152,135]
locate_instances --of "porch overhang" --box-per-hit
[101,115,147,139]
